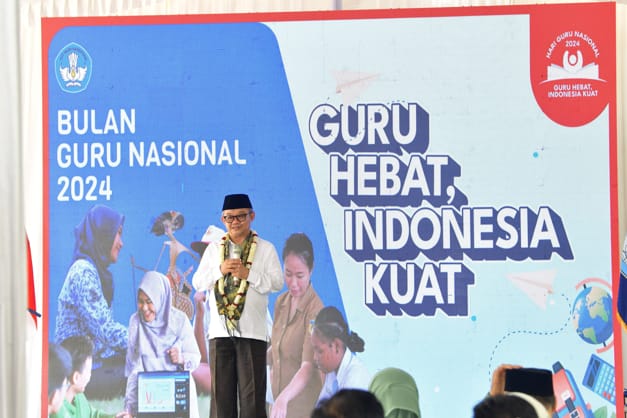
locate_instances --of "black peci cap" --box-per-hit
[222,194,252,210]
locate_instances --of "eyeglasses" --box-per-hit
[223,212,252,224]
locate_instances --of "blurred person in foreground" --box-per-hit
[489,364,555,417]
[474,392,549,418]
[369,367,421,418]
[310,389,383,418]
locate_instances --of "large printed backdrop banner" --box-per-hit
[42,4,620,418]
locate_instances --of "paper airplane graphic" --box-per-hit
[333,70,380,105]
[506,269,556,309]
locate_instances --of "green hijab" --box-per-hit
[369,368,421,418]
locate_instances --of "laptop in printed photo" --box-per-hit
[136,370,190,418]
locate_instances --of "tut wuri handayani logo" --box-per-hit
[55,42,92,93]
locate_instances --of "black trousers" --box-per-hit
[209,337,268,418]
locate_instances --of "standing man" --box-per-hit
[193,194,283,418]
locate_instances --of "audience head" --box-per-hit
[311,306,365,374]
[282,232,315,299]
[60,335,95,395]
[474,393,550,418]
[311,389,384,418]
[48,343,72,415]
[369,367,421,418]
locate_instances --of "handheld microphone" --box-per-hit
[230,246,241,284]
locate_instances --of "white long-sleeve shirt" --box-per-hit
[317,348,370,403]
[192,234,283,341]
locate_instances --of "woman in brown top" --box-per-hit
[268,233,324,418]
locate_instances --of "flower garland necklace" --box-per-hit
[214,230,258,331]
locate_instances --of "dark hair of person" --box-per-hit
[473,394,538,418]
[48,343,72,396]
[313,306,365,353]
[311,389,384,418]
[60,335,95,374]
[534,395,556,413]
[282,232,314,271]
